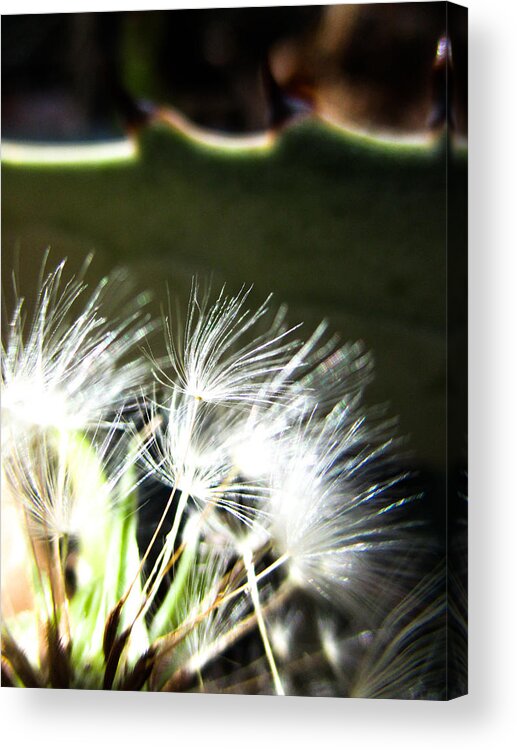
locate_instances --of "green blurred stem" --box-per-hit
[149,525,199,642]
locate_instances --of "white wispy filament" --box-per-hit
[155,282,301,406]
[2,419,130,540]
[266,403,411,618]
[2,256,152,451]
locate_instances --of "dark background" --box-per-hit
[2,4,467,138]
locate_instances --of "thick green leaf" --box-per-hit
[1,121,467,471]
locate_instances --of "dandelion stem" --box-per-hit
[214,551,290,610]
[170,581,292,689]
[139,488,191,623]
[242,546,285,696]
[119,398,199,613]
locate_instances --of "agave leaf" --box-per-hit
[1,120,466,473]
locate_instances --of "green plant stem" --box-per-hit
[149,521,200,641]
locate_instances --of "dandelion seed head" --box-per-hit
[1,262,425,695]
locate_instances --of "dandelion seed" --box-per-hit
[2,415,137,541]
[154,281,301,406]
[267,403,411,618]
[1,256,152,452]
[140,392,267,525]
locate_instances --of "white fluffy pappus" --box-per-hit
[1,255,153,453]
[1,416,139,541]
[266,401,414,618]
[153,281,303,406]
[139,390,270,527]
[227,336,376,482]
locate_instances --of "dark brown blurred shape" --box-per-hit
[2,5,467,140]
[270,3,467,136]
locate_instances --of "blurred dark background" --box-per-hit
[2,3,467,140]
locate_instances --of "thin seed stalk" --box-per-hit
[163,580,293,691]
[137,487,191,625]
[243,546,285,696]
[118,397,200,614]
